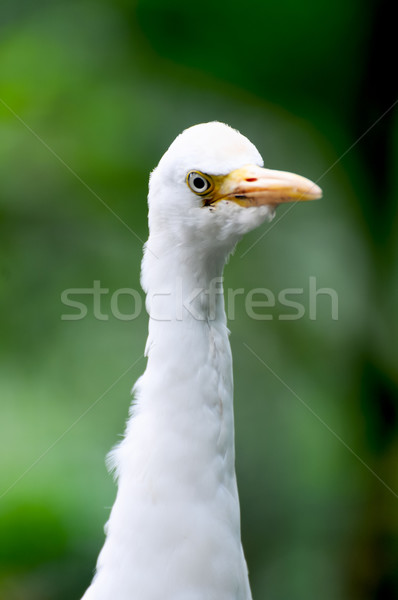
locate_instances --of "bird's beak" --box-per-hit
[208,164,322,207]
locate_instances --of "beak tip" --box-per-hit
[303,180,322,201]
[312,184,323,200]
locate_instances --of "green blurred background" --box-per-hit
[1,0,397,598]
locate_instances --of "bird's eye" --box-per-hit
[186,171,214,196]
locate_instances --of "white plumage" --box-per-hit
[82,122,321,600]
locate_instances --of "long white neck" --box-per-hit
[82,232,252,600]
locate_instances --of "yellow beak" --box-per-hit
[209,164,322,207]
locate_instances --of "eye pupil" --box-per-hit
[193,177,205,189]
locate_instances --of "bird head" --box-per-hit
[147,122,321,254]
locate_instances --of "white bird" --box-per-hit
[82,122,321,600]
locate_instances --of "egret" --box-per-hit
[82,122,322,600]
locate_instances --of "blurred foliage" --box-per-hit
[0,1,397,599]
